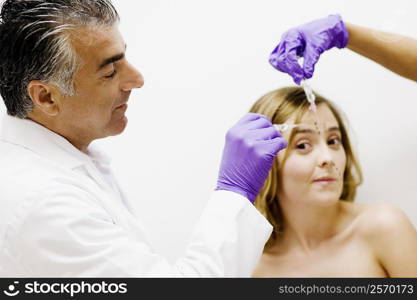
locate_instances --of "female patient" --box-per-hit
[251,87,417,277]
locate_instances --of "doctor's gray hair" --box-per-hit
[0,0,119,118]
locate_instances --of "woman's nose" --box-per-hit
[317,144,334,168]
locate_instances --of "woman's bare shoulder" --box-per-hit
[346,202,414,241]
[347,202,417,276]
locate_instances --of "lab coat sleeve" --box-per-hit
[176,190,272,277]
[4,185,271,277]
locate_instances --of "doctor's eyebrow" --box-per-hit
[97,44,127,72]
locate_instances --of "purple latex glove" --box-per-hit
[216,113,287,203]
[269,14,349,84]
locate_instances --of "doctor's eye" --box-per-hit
[104,70,117,79]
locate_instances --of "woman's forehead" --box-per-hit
[284,103,338,126]
[280,104,340,139]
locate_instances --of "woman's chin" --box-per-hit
[310,193,341,206]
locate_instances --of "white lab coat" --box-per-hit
[0,115,272,277]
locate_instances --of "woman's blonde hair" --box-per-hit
[250,86,363,246]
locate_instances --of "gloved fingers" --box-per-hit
[237,113,269,125]
[227,114,272,142]
[246,115,273,130]
[269,40,292,74]
[251,126,281,141]
[276,33,305,85]
[286,49,305,85]
[258,136,288,155]
[302,44,321,79]
[269,43,281,69]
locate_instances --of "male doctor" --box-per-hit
[0,0,286,276]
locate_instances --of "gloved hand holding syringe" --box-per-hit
[268,14,349,117]
[266,12,346,118]
[271,54,319,134]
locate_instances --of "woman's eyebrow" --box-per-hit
[293,126,340,135]
[327,126,341,133]
[293,128,315,135]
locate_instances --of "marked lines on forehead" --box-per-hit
[293,126,340,136]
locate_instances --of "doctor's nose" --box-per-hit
[121,62,144,91]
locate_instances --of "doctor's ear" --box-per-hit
[27,80,62,116]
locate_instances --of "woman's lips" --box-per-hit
[313,177,336,183]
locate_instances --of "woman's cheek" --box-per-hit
[283,155,312,182]
[335,150,347,177]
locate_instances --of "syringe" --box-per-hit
[273,123,300,133]
[300,78,321,135]
[300,79,317,112]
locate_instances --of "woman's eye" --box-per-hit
[296,142,311,151]
[328,137,341,146]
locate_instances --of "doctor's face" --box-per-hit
[277,104,346,207]
[58,25,143,142]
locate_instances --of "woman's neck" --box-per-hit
[276,199,347,253]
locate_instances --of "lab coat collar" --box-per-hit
[87,146,112,168]
[0,113,102,169]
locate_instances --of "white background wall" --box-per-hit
[1,0,416,262]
